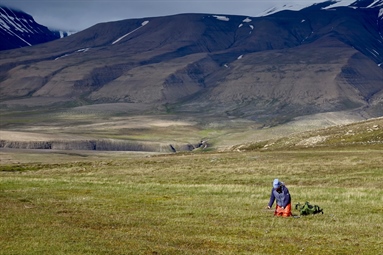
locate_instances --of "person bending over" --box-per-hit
[267,179,292,217]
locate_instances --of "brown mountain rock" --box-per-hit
[1,7,382,125]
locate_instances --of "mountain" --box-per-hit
[0,5,70,51]
[256,0,383,16]
[0,1,382,126]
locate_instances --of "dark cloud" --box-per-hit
[1,0,320,31]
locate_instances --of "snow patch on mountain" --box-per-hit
[57,30,76,38]
[55,48,91,60]
[323,0,358,9]
[0,5,70,50]
[368,0,383,7]
[213,15,230,21]
[0,7,43,35]
[0,7,36,46]
[238,17,254,30]
[256,1,316,16]
[112,20,149,45]
[77,48,89,53]
[256,0,380,17]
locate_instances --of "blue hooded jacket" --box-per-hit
[268,180,291,208]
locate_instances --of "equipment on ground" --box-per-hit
[295,201,323,216]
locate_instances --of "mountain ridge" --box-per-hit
[256,0,383,16]
[0,5,72,51]
[0,2,382,128]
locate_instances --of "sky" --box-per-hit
[0,0,346,31]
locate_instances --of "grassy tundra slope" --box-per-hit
[0,119,382,254]
[230,117,383,151]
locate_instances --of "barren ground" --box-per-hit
[0,101,367,151]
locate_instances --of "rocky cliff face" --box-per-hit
[0,139,200,152]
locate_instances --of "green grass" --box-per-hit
[234,117,383,152]
[1,148,382,254]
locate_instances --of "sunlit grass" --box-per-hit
[1,148,382,254]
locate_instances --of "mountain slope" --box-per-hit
[229,117,383,151]
[0,2,382,126]
[257,0,383,16]
[0,5,67,51]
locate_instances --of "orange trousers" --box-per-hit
[274,203,292,217]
